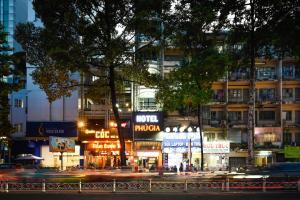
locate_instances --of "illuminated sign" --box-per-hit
[80,128,119,141]
[136,115,159,123]
[133,112,163,141]
[87,142,120,150]
[134,124,161,132]
[163,132,230,154]
[49,136,75,153]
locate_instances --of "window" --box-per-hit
[14,99,23,108]
[282,64,294,78]
[205,132,215,141]
[295,133,300,145]
[283,88,293,99]
[283,132,292,145]
[14,123,23,132]
[217,132,226,140]
[213,90,224,101]
[259,88,275,101]
[228,89,242,100]
[228,111,242,121]
[283,111,292,121]
[257,67,276,79]
[211,111,223,121]
[296,88,300,101]
[138,98,156,110]
[259,111,275,121]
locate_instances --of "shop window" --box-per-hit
[283,132,292,145]
[14,98,23,108]
[259,111,275,121]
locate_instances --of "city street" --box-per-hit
[0,192,300,200]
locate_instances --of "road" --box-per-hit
[0,192,300,200]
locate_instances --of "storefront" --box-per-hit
[26,121,80,169]
[162,131,230,171]
[254,127,282,167]
[79,127,133,168]
[133,112,163,170]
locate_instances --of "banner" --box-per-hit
[49,136,75,152]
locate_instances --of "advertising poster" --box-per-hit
[49,136,75,152]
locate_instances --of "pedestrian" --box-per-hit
[179,162,183,173]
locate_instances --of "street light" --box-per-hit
[77,121,85,128]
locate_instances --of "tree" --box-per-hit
[0,24,23,162]
[15,0,171,166]
[156,0,234,171]
[218,0,300,166]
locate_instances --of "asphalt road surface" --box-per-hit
[0,192,300,200]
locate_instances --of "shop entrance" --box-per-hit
[86,152,120,169]
[138,157,158,170]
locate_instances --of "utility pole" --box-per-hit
[247,0,255,167]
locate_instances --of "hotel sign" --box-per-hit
[133,112,163,141]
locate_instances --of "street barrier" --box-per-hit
[1,178,300,193]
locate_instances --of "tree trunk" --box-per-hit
[247,0,255,167]
[109,66,126,166]
[197,104,204,171]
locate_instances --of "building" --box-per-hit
[4,0,80,169]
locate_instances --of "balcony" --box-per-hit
[228,97,246,103]
[256,120,280,127]
[80,104,132,117]
[283,120,300,128]
[228,120,247,128]
[228,72,250,81]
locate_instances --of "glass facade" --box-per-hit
[0,0,14,49]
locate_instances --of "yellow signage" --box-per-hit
[134,124,161,132]
[84,129,118,139]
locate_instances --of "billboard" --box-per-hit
[26,122,77,137]
[49,136,75,152]
[163,132,230,154]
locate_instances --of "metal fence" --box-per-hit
[1,179,300,193]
